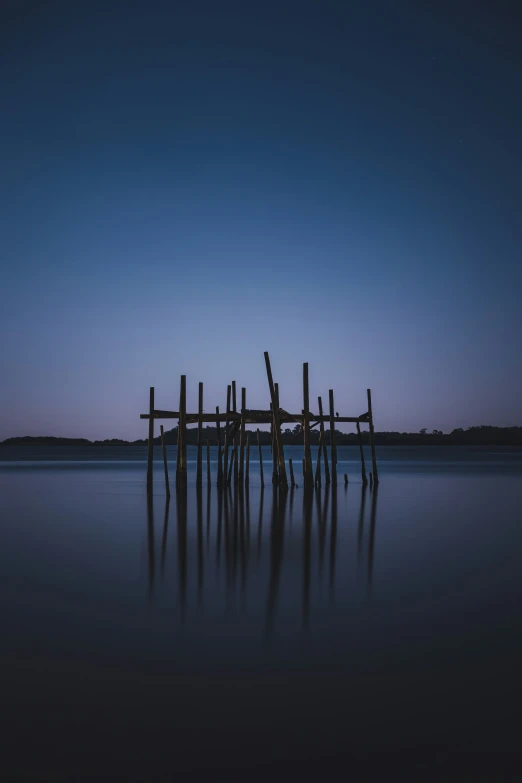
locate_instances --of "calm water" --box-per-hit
[1,445,522,780]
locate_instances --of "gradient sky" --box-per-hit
[1,0,521,440]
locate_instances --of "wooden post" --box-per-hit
[315,430,322,487]
[344,473,349,486]
[223,385,231,485]
[263,352,288,488]
[147,386,154,495]
[216,406,223,487]
[367,389,379,484]
[160,424,170,498]
[270,403,278,484]
[302,458,306,479]
[176,375,187,488]
[197,382,203,487]
[303,363,314,488]
[239,387,246,486]
[232,381,239,487]
[356,421,368,484]
[289,458,295,488]
[246,434,250,486]
[228,445,235,485]
[318,396,330,485]
[207,440,211,488]
[329,389,337,486]
[257,429,265,488]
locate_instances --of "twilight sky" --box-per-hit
[1,0,521,440]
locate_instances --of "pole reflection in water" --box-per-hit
[147,495,155,597]
[176,485,187,622]
[161,497,170,576]
[265,488,287,635]
[145,480,381,633]
[368,484,379,594]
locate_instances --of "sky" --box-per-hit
[1,0,521,440]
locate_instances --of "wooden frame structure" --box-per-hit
[141,352,379,494]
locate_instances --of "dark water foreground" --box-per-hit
[1,448,522,780]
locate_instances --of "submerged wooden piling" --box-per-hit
[356,421,367,484]
[216,406,223,487]
[303,363,314,488]
[344,473,349,486]
[147,386,154,495]
[232,381,239,487]
[160,424,170,498]
[257,429,265,488]
[329,389,337,486]
[315,431,322,487]
[367,389,379,484]
[264,352,288,488]
[318,396,331,485]
[197,382,203,487]
[289,458,295,488]
[223,385,231,484]
[246,434,250,486]
[206,440,211,487]
[239,387,246,486]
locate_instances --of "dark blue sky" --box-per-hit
[1,0,521,439]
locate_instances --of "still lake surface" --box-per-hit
[1,445,522,780]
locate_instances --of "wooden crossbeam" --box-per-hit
[140,410,368,424]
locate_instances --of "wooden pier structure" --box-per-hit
[141,352,378,494]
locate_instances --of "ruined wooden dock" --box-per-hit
[140,352,378,494]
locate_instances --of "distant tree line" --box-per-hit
[3,425,522,447]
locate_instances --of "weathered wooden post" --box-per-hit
[246,434,250,485]
[232,381,239,487]
[289,458,295,487]
[197,382,203,487]
[315,430,322,487]
[257,429,265,488]
[223,385,231,485]
[263,352,288,488]
[367,389,379,484]
[147,386,154,495]
[356,421,368,484]
[303,363,314,488]
[239,387,246,486]
[206,440,211,488]
[328,389,337,486]
[216,405,223,487]
[318,396,330,484]
[270,403,278,484]
[176,375,187,488]
[160,424,170,498]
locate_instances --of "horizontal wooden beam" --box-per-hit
[140,410,367,424]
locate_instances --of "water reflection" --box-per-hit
[148,482,380,632]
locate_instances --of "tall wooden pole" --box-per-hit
[263,352,288,488]
[239,387,246,486]
[176,375,187,488]
[147,386,154,495]
[160,424,170,498]
[303,363,314,488]
[367,389,378,483]
[216,405,223,487]
[232,381,239,487]
[270,403,278,484]
[257,428,265,488]
[356,421,368,484]
[318,396,330,485]
[223,385,231,485]
[329,389,337,486]
[197,382,203,487]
